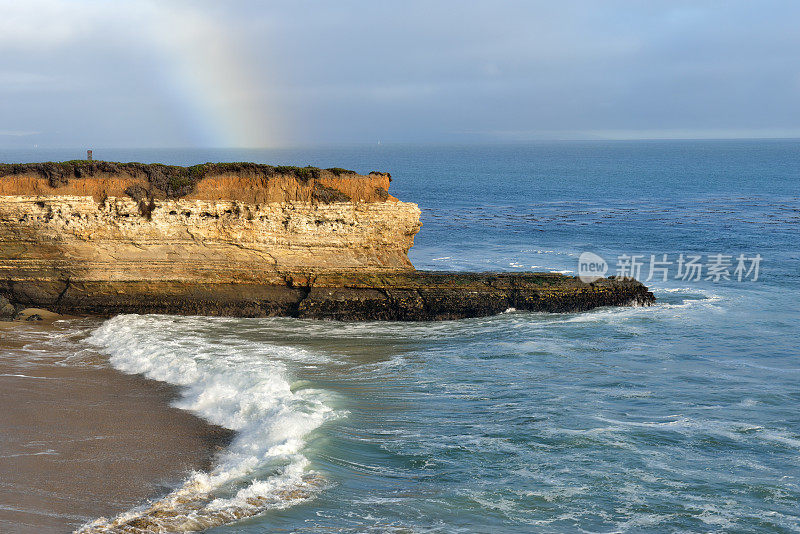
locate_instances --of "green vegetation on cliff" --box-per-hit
[0,161,364,199]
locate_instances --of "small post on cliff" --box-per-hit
[87,149,92,161]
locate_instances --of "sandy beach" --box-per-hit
[0,321,233,534]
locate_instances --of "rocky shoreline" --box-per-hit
[0,272,654,322]
[0,162,654,320]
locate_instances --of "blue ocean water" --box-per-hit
[3,141,800,532]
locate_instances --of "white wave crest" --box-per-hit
[76,314,340,533]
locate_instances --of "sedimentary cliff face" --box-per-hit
[0,195,420,280]
[0,162,653,320]
[0,163,421,289]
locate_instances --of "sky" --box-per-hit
[1,0,799,148]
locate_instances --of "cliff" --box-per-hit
[0,162,653,320]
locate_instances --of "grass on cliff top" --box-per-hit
[0,161,374,199]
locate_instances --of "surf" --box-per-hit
[77,314,341,533]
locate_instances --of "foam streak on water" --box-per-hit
[76,315,340,533]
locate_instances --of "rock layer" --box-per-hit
[0,194,421,279]
[0,273,652,321]
[0,162,654,320]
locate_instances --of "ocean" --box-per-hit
[1,141,799,532]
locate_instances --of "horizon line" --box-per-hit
[2,136,800,152]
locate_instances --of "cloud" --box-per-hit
[1,0,799,147]
[0,130,40,137]
[0,0,153,50]
[0,71,58,91]
[0,1,86,48]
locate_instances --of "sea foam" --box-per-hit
[77,314,340,533]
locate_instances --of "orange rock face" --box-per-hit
[0,162,654,320]
[0,166,395,204]
[0,167,422,291]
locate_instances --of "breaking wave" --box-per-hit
[76,314,340,533]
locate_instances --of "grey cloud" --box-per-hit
[1,0,799,147]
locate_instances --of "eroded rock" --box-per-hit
[0,162,654,320]
[0,295,15,320]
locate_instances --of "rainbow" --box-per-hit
[146,4,282,148]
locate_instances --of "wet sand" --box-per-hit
[0,322,233,533]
